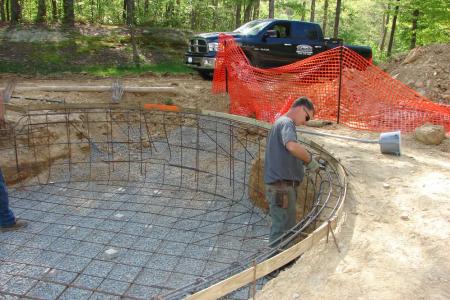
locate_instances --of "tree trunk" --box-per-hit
[243,0,253,23]
[235,0,242,27]
[89,0,94,22]
[410,8,419,49]
[301,1,306,21]
[253,0,259,19]
[5,0,10,21]
[127,0,140,67]
[322,0,328,36]
[62,0,74,27]
[144,0,148,14]
[10,0,21,24]
[212,0,218,28]
[123,0,127,22]
[333,0,342,38]
[36,0,47,23]
[127,0,135,25]
[310,0,315,22]
[165,1,174,21]
[190,4,197,30]
[51,0,58,22]
[379,5,390,52]
[268,0,274,18]
[387,0,400,57]
[0,0,5,22]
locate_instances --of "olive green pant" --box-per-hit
[265,184,298,246]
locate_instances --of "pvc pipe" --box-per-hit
[296,128,379,144]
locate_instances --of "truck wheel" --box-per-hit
[198,70,213,80]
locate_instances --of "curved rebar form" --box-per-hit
[0,107,346,300]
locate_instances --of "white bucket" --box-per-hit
[379,131,401,156]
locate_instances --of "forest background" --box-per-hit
[0,0,449,73]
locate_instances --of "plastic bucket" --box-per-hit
[379,131,401,156]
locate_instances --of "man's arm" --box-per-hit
[286,140,322,172]
[285,140,311,163]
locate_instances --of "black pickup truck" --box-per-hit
[185,19,372,78]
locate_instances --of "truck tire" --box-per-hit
[198,70,213,80]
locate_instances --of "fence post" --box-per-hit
[337,41,343,124]
[225,67,228,94]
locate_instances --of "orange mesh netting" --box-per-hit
[212,34,450,133]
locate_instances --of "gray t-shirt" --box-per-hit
[264,116,305,184]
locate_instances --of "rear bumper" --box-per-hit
[185,55,216,70]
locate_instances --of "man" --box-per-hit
[0,168,27,232]
[264,96,321,246]
[0,94,27,232]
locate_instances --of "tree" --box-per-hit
[51,0,58,22]
[379,4,390,53]
[62,0,74,27]
[144,0,149,14]
[387,0,400,57]
[125,0,135,25]
[122,0,127,22]
[244,0,254,23]
[409,8,419,49]
[322,0,329,36]
[268,0,274,18]
[310,0,315,22]
[36,0,47,23]
[235,0,242,27]
[126,0,140,67]
[253,0,260,19]
[333,0,342,38]
[301,1,306,21]
[10,0,21,24]
[0,0,6,21]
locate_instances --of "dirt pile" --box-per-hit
[380,44,450,105]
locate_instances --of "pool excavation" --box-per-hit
[0,104,346,299]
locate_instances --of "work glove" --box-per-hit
[306,158,321,172]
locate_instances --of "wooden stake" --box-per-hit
[327,220,341,252]
[252,260,257,299]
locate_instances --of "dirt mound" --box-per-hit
[380,44,450,105]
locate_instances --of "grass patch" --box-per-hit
[0,26,192,76]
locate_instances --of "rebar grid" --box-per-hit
[0,107,346,299]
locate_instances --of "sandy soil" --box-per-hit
[256,127,450,299]
[1,74,449,299]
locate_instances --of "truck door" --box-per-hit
[289,22,324,62]
[253,22,295,68]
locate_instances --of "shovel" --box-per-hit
[296,129,401,156]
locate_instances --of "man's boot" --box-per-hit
[0,219,28,233]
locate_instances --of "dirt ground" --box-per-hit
[257,127,450,299]
[1,70,449,299]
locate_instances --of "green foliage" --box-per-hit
[396,0,449,50]
[1,0,448,71]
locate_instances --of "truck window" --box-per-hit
[268,24,290,38]
[234,20,272,35]
[294,24,319,41]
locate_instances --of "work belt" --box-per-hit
[268,180,300,188]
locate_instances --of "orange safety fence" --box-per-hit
[212,34,450,133]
